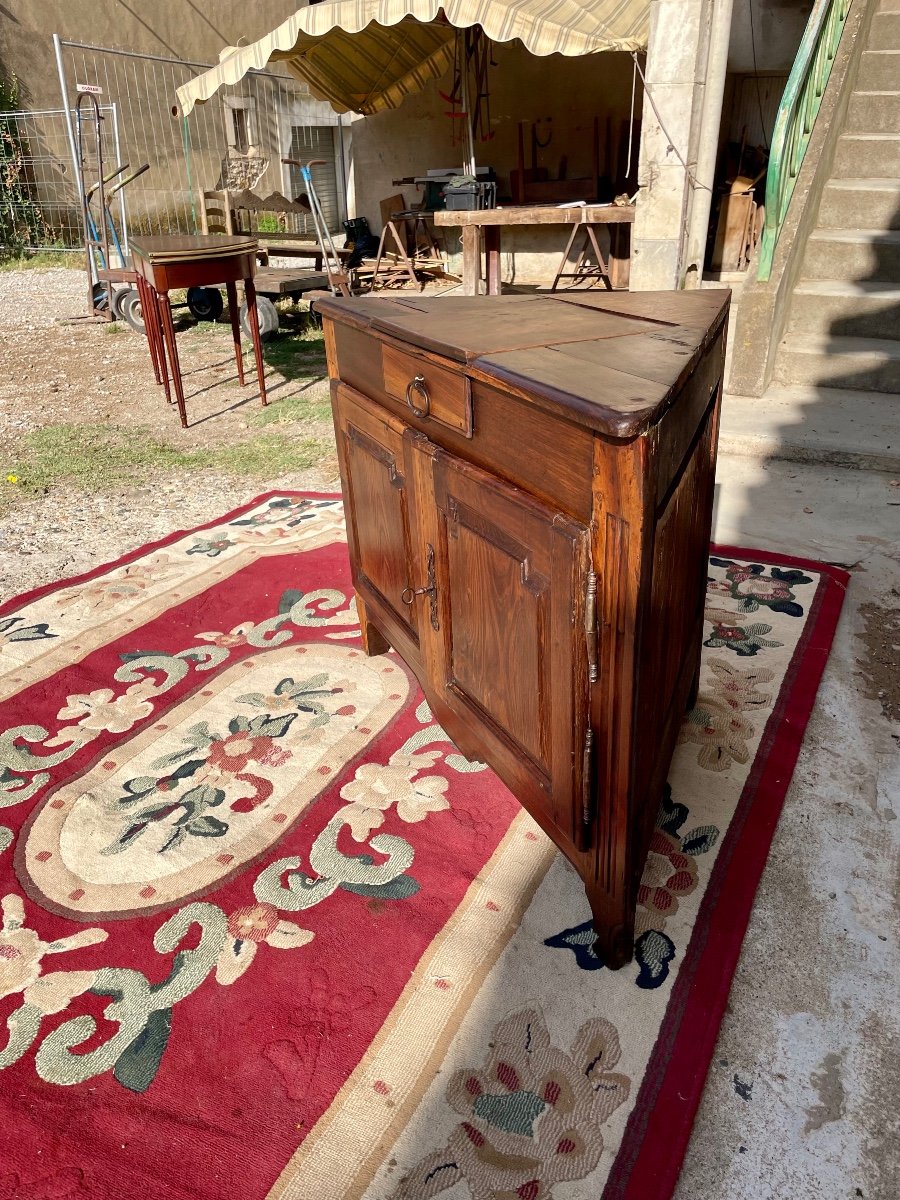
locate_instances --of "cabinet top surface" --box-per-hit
[316,290,730,438]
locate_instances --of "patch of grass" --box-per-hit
[1,420,332,509]
[4,424,195,496]
[207,433,326,476]
[248,390,332,428]
[0,249,82,272]
[262,326,327,382]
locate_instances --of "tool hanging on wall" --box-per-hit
[440,27,496,173]
[469,28,496,144]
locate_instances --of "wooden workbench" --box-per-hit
[434,204,635,294]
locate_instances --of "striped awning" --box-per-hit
[177,0,649,117]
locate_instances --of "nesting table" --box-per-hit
[131,234,268,427]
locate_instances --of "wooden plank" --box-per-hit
[434,205,635,227]
[539,333,701,393]
[484,226,502,295]
[711,192,754,272]
[366,299,663,363]
[474,345,672,439]
[253,269,330,295]
[548,288,731,334]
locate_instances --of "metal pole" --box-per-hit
[52,34,82,207]
[335,114,349,225]
[459,47,476,176]
[110,100,127,262]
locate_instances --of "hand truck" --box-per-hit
[281,157,352,297]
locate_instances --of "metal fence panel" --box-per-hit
[57,40,347,240]
[0,106,117,252]
[0,39,349,255]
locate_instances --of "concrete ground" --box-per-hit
[674,438,899,1199]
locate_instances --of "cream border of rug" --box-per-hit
[0,498,345,704]
[268,811,556,1200]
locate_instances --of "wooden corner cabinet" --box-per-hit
[315,289,730,969]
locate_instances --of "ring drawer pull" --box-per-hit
[405,374,430,418]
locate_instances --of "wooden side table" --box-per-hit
[131,234,268,428]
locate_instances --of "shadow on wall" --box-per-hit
[826,196,900,397]
[719,193,900,565]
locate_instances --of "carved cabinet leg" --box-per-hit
[587,885,635,970]
[355,590,391,656]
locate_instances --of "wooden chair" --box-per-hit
[198,190,235,236]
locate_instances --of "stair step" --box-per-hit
[720,384,900,471]
[774,333,900,392]
[847,90,900,134]
[870,10,900,47]
[857,50,900,90]
[818,179,900,228]
[832,133,900,178]
[787,281,900,338]
[803,230,900,281]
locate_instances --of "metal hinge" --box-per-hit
[584,571,599,683]
[581,728,595,832]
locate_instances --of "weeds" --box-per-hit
[0,250,81,272]
[1,421,331,510]
[0,309,335,515]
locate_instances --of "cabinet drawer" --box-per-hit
[382,343,473,437]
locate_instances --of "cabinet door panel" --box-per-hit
[413,441,591,847]
[443,501,548,771]
[332,383,418,648]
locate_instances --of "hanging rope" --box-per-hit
[629,51,713,194]
[625,53,637,179]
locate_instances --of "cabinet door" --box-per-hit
[410,438,593,849]
[332,382,420,659]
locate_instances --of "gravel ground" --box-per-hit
[0,267,343,603]
[0,266,87,329]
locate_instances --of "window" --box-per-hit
[224,97,255,154]
[286,125,341,233]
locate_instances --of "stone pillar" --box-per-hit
[630,0,733,291]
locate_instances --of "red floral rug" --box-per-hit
[0,493,847,1200]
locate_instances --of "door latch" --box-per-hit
[401,543,440,631]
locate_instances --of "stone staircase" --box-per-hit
[772,0,900,403]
